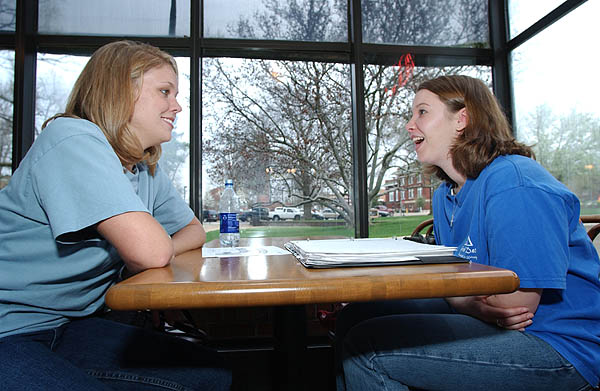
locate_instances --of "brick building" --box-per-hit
[379,170,434,213]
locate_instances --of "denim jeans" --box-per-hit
[0,316,231,390]
[336,299,592,391]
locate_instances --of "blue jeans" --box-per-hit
[336,299,592,391]
[0,316,231,390]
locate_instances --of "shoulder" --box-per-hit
[41,117,108,144]
[29,118,113,162]
[478,155,575,200]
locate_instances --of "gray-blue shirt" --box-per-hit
[0,117,194,338]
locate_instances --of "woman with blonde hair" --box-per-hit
[0,40,231,390]
[337,75,599,390]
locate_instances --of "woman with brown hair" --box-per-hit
[337,75,599,390]
[0,41,230,390]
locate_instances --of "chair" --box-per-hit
[580,214,600,241]
[408,218,435,245]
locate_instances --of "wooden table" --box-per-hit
[106,236,519,310]
[105,236,519,390]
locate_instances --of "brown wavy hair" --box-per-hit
[43,40,178,175]
[417,75,534,184]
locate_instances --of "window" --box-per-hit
[511,0,599,212]
[0,50,13,187]
[35,54,191,201]
[204,0,346,41]
[202,57,354,235]
[507,0,564,39]
[7,0,587,239]
[362,0,488,47]
[408,188,414,199]
[0,1,15,32]
[35,54,88,135]
[39,0,190,36]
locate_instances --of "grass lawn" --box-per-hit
[205,206,600,243]
[205,214,433,243]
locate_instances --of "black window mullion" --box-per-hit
[349,0,369,238]
[12,0,37,171]
[489,0,513,130]
[190,0,202,216]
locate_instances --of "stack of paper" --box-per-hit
[284,237,462,268]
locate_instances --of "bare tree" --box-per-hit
[203,0,490,222]
[521,105,600,200]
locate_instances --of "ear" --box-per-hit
[456,107,468,132]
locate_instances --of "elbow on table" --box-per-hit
[123,239,174,272]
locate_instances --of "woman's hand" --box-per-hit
[446,288,541,331]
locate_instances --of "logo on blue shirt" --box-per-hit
[458,236,478,260]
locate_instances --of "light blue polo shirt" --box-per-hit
[0,117,194,338]
[433,154,600,387]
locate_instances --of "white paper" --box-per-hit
[287,237,455,256]
[284,238,458,267]
[202,246,290,258]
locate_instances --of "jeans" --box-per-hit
[336,299,592,391]
[0,316,231,390]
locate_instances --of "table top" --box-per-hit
[105,236,520,311]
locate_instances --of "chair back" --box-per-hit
[580,215,600,241]
[409,218,435,245]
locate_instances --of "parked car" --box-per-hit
[369,208,391,218]
[250,207,270,221]
[269,207,303,221]
[239,210,253,222]
[321,208,342,219]
[311,210,325,220]
[202,209,218,222]
[374,205,393,217]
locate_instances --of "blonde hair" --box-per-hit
[43,40,178,175]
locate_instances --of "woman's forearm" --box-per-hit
[171,217,206,256]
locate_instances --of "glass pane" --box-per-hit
[39,0,190,37]
[0,50,14,188]
[36,54,88,135]
[204,0,347,42]
[508,0,564,39]
[35,54,191,202]
[0,0,16,31]
[159,57,191,203]
[512,0,600,213]
[364,61,492,237]
[362,0,489,47]
[202,58,354,241]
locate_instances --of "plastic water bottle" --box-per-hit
[219,179,240,247]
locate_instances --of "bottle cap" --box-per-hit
[225,179,233,186]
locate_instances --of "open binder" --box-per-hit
[284,237,465,268]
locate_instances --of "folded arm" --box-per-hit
[97,211,174,274]
[171,216,206,256]
[446,288,542,331]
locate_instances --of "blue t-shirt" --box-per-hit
[433,154,600,387]
[0,117,194,338]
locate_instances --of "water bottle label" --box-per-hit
[219,212,239,233]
